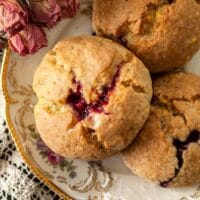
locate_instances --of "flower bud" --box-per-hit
[9,23,47,56]
[0,0,28,36]
[29,0,61,27]
[57,0,80,18]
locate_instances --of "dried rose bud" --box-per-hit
[57,0,80,18]
[9,23,47,56]
[28,0,61,27]
[0,0,28,36]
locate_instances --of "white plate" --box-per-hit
[1,0,200,199]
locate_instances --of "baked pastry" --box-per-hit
[93,0,200,73]
[122,72,200,187]
[33,35,152,160]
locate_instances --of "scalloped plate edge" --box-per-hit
[1,48,73,200]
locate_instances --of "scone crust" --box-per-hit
[93,0,200,73]
[122,72,200,187]
[33,36,152,160]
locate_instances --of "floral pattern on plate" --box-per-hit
[2,0,200,199]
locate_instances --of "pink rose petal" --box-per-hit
[9,23,47,56]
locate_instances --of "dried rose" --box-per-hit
[28,0,61,27]
[57,0,80,18]
[0,0,28,36]
[9,23,47,56]
[47,151,63,165]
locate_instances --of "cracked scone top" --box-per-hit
[33,36,152,160]
[93,0,200,73]
[122,72,200,187]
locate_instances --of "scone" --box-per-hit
[93,0,200,73]
[122,72,200,187]
[33,35,152,161]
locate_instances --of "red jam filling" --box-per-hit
[67,65,121,121]
[160,130,200,187]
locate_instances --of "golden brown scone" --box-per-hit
[122,72,200,187]
[33,35,152,161]
[93,0,200,73]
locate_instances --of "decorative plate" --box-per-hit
[1,1,200,199]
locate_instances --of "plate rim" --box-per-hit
[1,48,73,200]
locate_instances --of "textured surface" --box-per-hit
[2,20,200,200]
[33,35,152,160]
[2,0,200,196]
[93,0,200,73]
[122,72,200,187]
[0,50,60,200]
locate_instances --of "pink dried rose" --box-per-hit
[28,0,61,27]
[47,151,63,165]
[57,0,80,17]
[9,23,47,56]
[0,0,28,36]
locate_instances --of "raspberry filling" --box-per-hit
[160,130,200,187]
[67,81,88,120]
[67,65,122,121]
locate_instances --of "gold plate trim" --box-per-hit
[1,48,73,200]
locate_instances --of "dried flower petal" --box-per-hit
[29,0,61,27]
[9,23,47,56]
[0,0,28,36]
[57,0,80,17]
